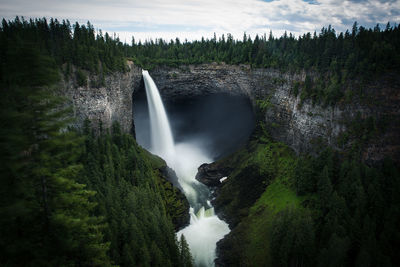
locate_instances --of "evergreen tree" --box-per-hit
[179,235,193,267]
[0,41,110,266]
[79,121,188,266]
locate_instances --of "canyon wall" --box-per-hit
[151,63,399,164]
[62,62,400,164]
[61,62,142,133]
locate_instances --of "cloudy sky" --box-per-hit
[0,0,399,42]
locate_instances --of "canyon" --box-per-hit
[60,62,400,266]
[62,62,400,165]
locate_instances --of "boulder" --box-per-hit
[196,163,230,187]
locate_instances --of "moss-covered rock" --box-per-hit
[156,166,190,230]
[209,125,308,266]
[135,144,190,230]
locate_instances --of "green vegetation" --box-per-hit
[293,150,400,267]
[80,120,191,266]
[178,235,194,267]
[2,17,399,105]
[0,28,192,266]
[76,69,88,87]
[214,126,283,226]
[0,41,110,266]
[215,125,307,266]
[130,24,400,75]
[1,17,127,75]
[256,98,272,114]
[251,180,302,215]
[243,161,308,266]
[128,22,400,105]
[215,123,400,267]
[1,15,399,266]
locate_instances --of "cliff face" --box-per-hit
[150,63,255,101]
[150,64,400,164]
[61,62,142,133]
[61,62,399,164]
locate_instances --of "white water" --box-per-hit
[142,70,175,160]
[142,70,230,266]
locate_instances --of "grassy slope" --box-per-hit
[244,180,304,266]
[216,126,313,266]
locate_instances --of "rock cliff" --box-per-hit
[60,62,399,164]
[61,62,142,134]
[149,64,400,164]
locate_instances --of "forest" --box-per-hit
[0,25,192,266]
[1,17,400,105]
[214,124,399,266]
[0,16,399,266]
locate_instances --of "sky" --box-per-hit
[0,0,399,42]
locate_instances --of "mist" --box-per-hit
[134,90,255,160]
[134,79,255,266]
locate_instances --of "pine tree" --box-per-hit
[318,166,333,211]
[179,235,193,267]
[0,43,110,266]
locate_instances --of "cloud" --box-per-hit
[0,0,399,41]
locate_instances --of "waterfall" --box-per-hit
[142,70,230,267]
[142,70,175,160]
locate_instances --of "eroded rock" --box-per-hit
[195,163,230,187]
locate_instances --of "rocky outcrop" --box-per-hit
[150,63,255,102]
[149,64,400,164]
[195,163,231,187]
[260,72,400,164]
[60,62,142,133]
[158,165,190,230]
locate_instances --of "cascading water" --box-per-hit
[142,70,175,160]
[142,70,230,266]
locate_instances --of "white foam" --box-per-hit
[219,177,228,183]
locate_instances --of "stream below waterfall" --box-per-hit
[141,70,230,266]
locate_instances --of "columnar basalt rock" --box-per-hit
[61,62,399,164]
[150,63,255,101]
[61,62,142,133]
[150,64,399,164]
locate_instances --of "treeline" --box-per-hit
[1,17,399,105]
[131,23,400,77]
[0,16,126,75]
[2,17,399,78]
[0,32,193,266]
[272,148,400,266]
[132,23,400,105]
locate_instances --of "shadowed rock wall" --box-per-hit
[62,62,399,164]
[149,64,399,164]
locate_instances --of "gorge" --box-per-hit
[65,62,400,165]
